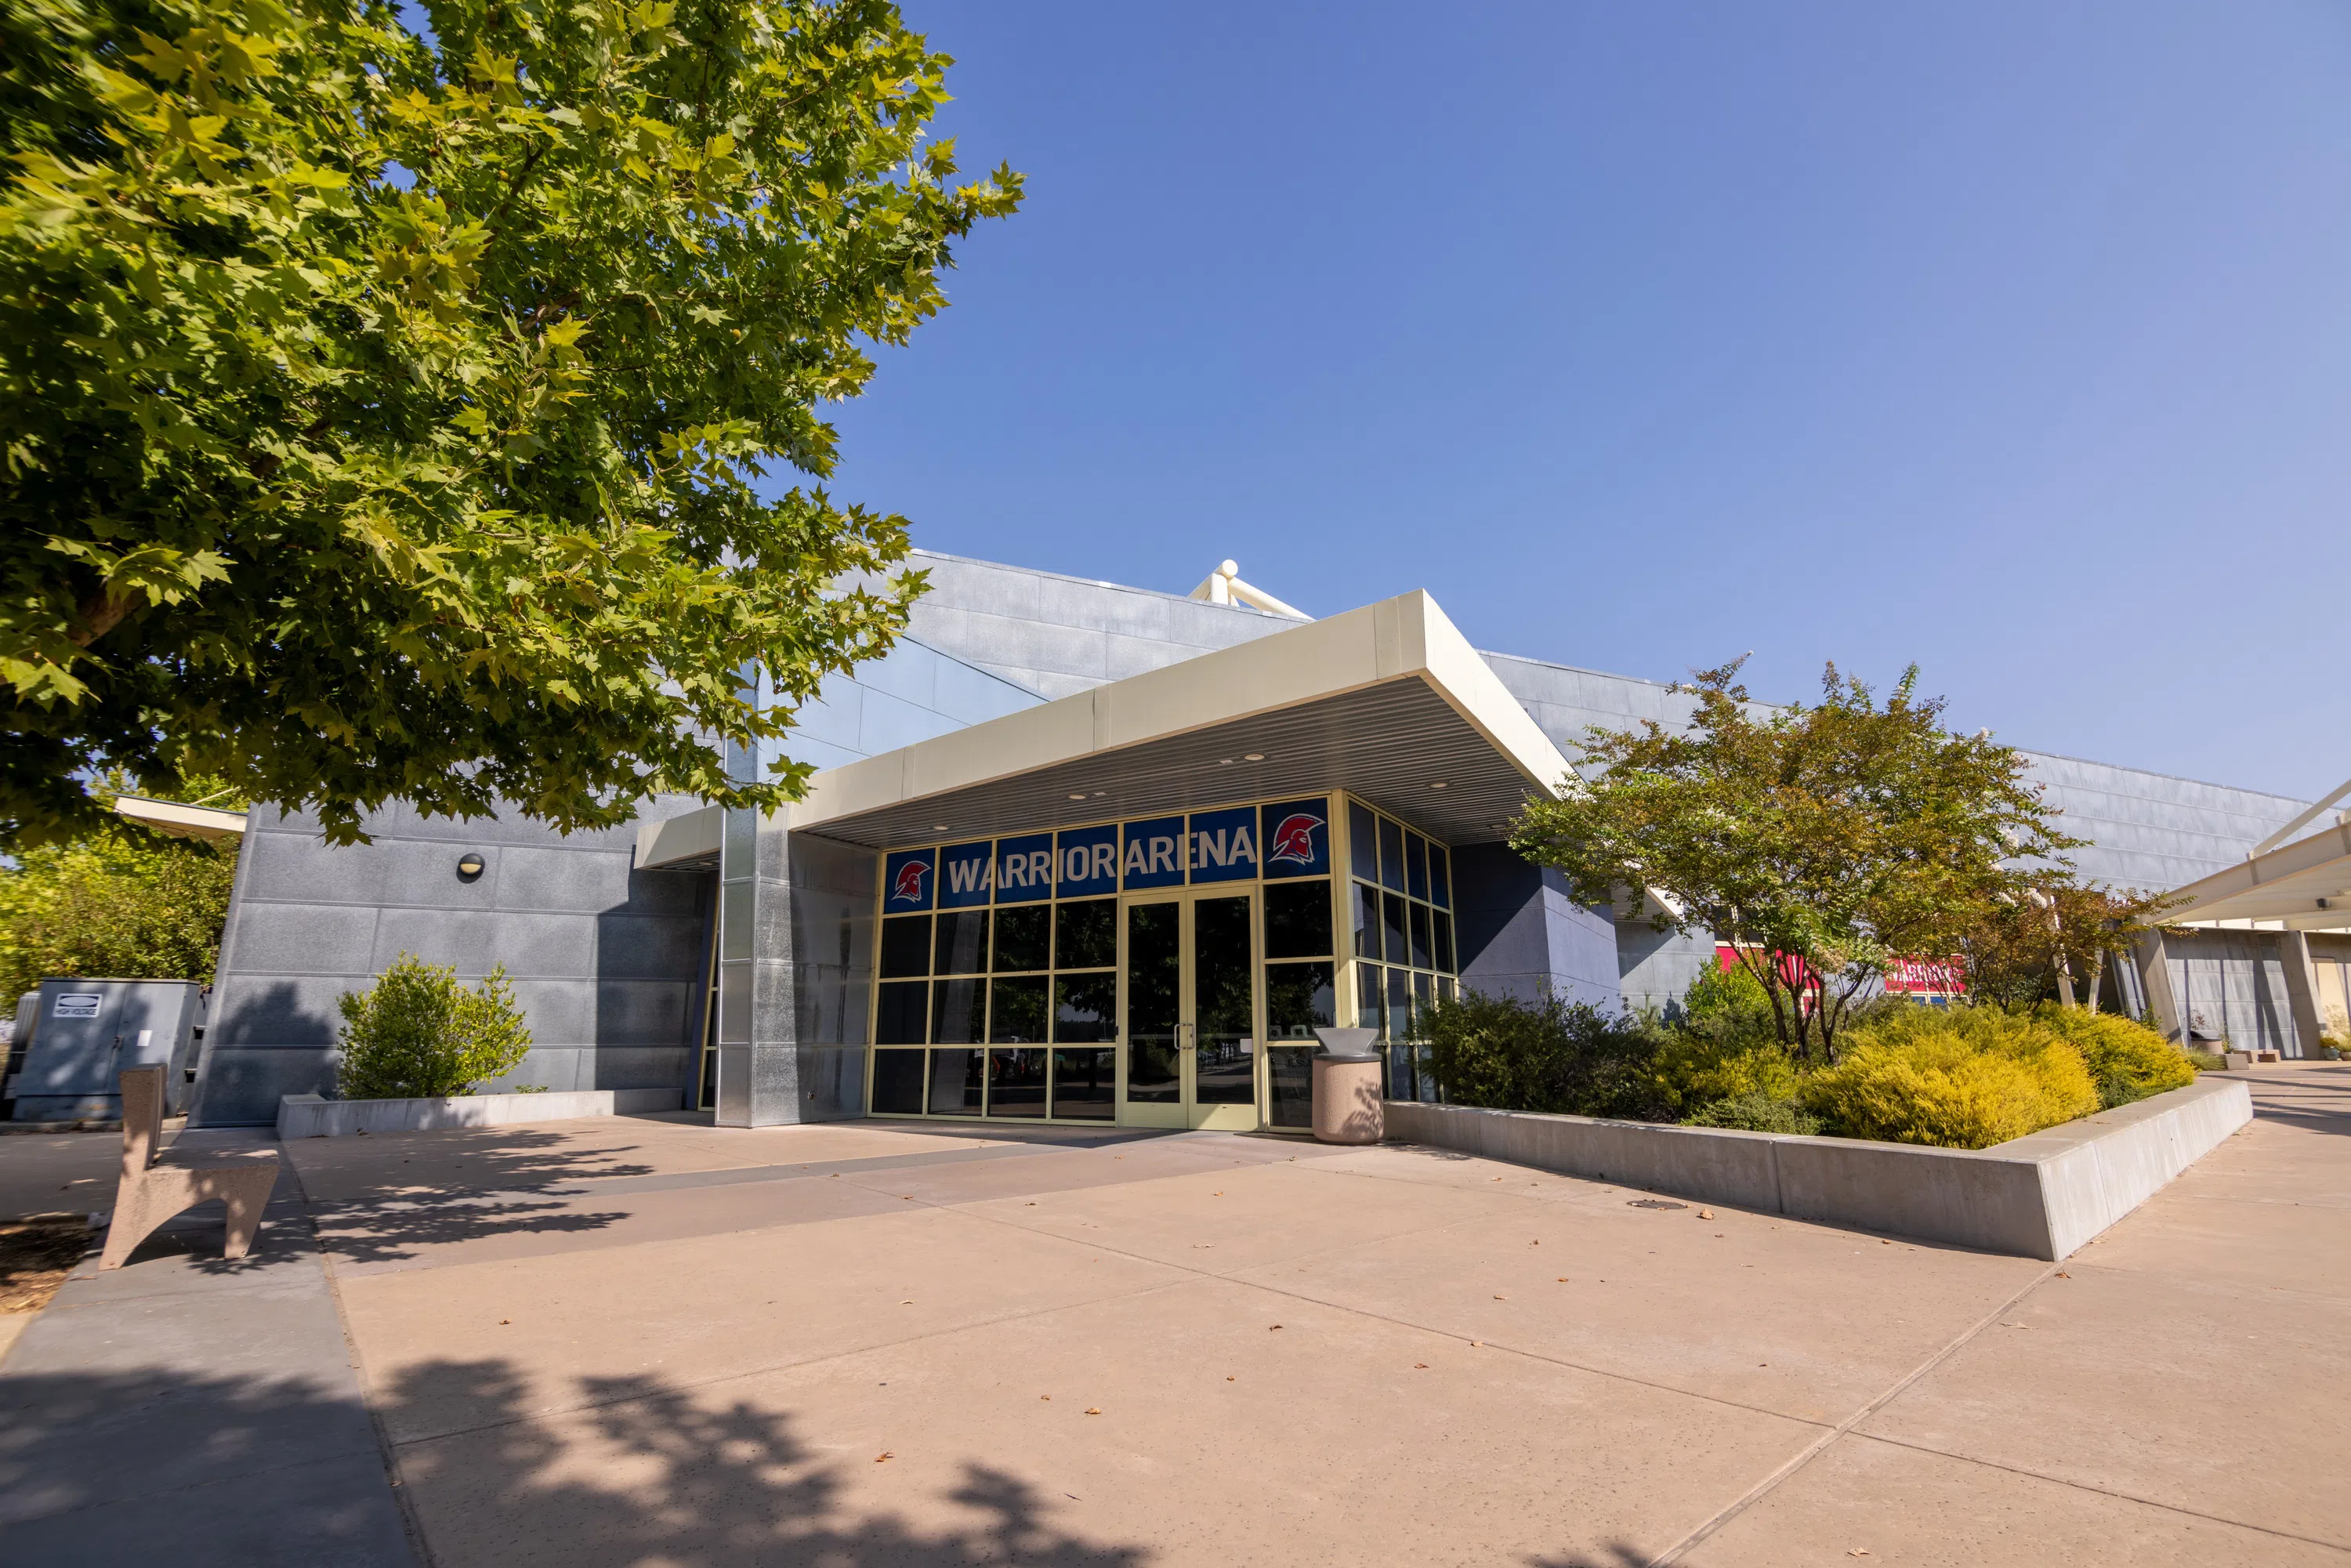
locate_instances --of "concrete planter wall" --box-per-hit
[1383,1074,2252,1261]
[277,1087,682,1140]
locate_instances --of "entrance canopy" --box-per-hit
[784,591,1573,853]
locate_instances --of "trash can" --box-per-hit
[1310,1027,1383,1145]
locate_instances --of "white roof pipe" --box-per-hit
[1187,559,1312,621]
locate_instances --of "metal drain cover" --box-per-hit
[1627,1199,1688,1210]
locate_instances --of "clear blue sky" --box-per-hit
[810,2,2351,802]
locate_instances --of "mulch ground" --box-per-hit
[0,1214,94,1316]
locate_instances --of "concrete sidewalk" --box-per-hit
[0,1130,415,1566]
[2,1067,2344,1565]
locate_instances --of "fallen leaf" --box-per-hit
[1492,1294,1507,1300]
[499,1319,511,1325]
[1556,1277,1568,1282]
[1470,1340,1482,1347]
[875,1452,893,1463]
[1040,1395,1051,1401]
[1848,1551,1869,1558]
[1268,1324,1283,1331]
[1415,1363,1429,1369]
[2056,1270,2070,1278]
[1697,1210,1715,1220]
[900,1300,915,1305]
[1881,1239,1891,1246]
[1226,1376,1235,1382]
[1084,1407,1102,1415]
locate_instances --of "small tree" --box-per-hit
[1955,882,2175,1014]
[335,953,531,1099]
[1510,659,2081,1064]
[0,773,240,1001]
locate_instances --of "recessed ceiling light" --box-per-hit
[1219,759,1233,766]
[1243,752,1265,762]
[1067,793,1089,801]
[1092,791,1106,798]
[1430,780,1448,790]
[932,824,950,832]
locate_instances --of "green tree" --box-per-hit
[0,774,241,1001]
[1954,881,2175,1014]
[0,0,1020,849]
[334,951,531,1098]
[1510,659,2082,1063]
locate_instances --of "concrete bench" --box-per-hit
[99,1065,281,1270]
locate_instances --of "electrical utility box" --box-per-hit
[4,980,204,1123]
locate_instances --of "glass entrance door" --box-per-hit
[1121,893,1260,1130]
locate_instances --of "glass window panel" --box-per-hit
[1348,800,1378,882]
[929,977,984,1045]
[1433,910,1455,974]
[1358,965,1386,1040]
[1378,817,1406,893]
[1353,882,1379,959]
[1125,902,1180,1103]
[1387,967,1412,1040]
[1053,972,1117,1043]
[1266,960,1335,1041]
[1267,1045,1317,1129]
[1193,896,1255,1104]
[1405,831,1429,901]
[1429,846,1451,909]
[993,904,1050,972]
[871,1049,925,1114]
[987,975,1049,1044]
[1051,1048,1116,1120]
[1409,903,1433,970]
[1413,971,1433,1017]
[878,915,931,979]
[987,1046,1049,1117]
[1387,1038,1419,1103]
[1055,898,1118,970]
[933,910,990,976]
[1382,891,1408,965]
[926,1048,983,1115]
[875,981,928,1045]
[1264,879,1333,958]
[1437,975,1457,1005]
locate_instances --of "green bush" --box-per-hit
[2183,1048,2227,1073]
[2033,1007,2196,1108]
[335,954,532,1101]
[1684,1089,1823,1135]
[1798,1008,2098,1149]
[1422,991,1672,1121]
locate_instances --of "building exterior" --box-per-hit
[187,550,2330,1129]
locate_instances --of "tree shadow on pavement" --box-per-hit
[302,1195,632,1269]
[386,1356,1151,1566]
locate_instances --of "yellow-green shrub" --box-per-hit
[1799,1008,2098,1149]
[2033,1007,2195,1107]
[1652,1034,1799,1117]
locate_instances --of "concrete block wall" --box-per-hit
[194,796,714,1127]
[1449,844,1622,1012]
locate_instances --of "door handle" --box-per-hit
[1179,1023,1196,1049]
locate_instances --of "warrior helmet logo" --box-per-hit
[890,859,929,903]
[1266,813,1321,867]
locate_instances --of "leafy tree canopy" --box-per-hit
[1,0,1019,849]
[1510,658,2084,1062]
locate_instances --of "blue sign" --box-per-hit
[1188,806,1259,884]
[938,841,994,907]
[994,833,1056,903]
[883,848,936,911]
[1259,798,1331,879]
[1056,824,1120,897]
[1121,816,1187,890]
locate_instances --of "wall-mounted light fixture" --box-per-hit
[456,852,486,882]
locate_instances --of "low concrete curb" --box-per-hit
[277,1087,683,1140]
[1383,1074,2252,1259]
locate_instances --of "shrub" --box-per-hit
[2183,1048,2227,1073]
[1799,1008,2098,1149]
[335,955,532,1101]
[2033,1007,2196,1108]
[1684,1090,1823,1135]
[1422,991,1672,1121]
